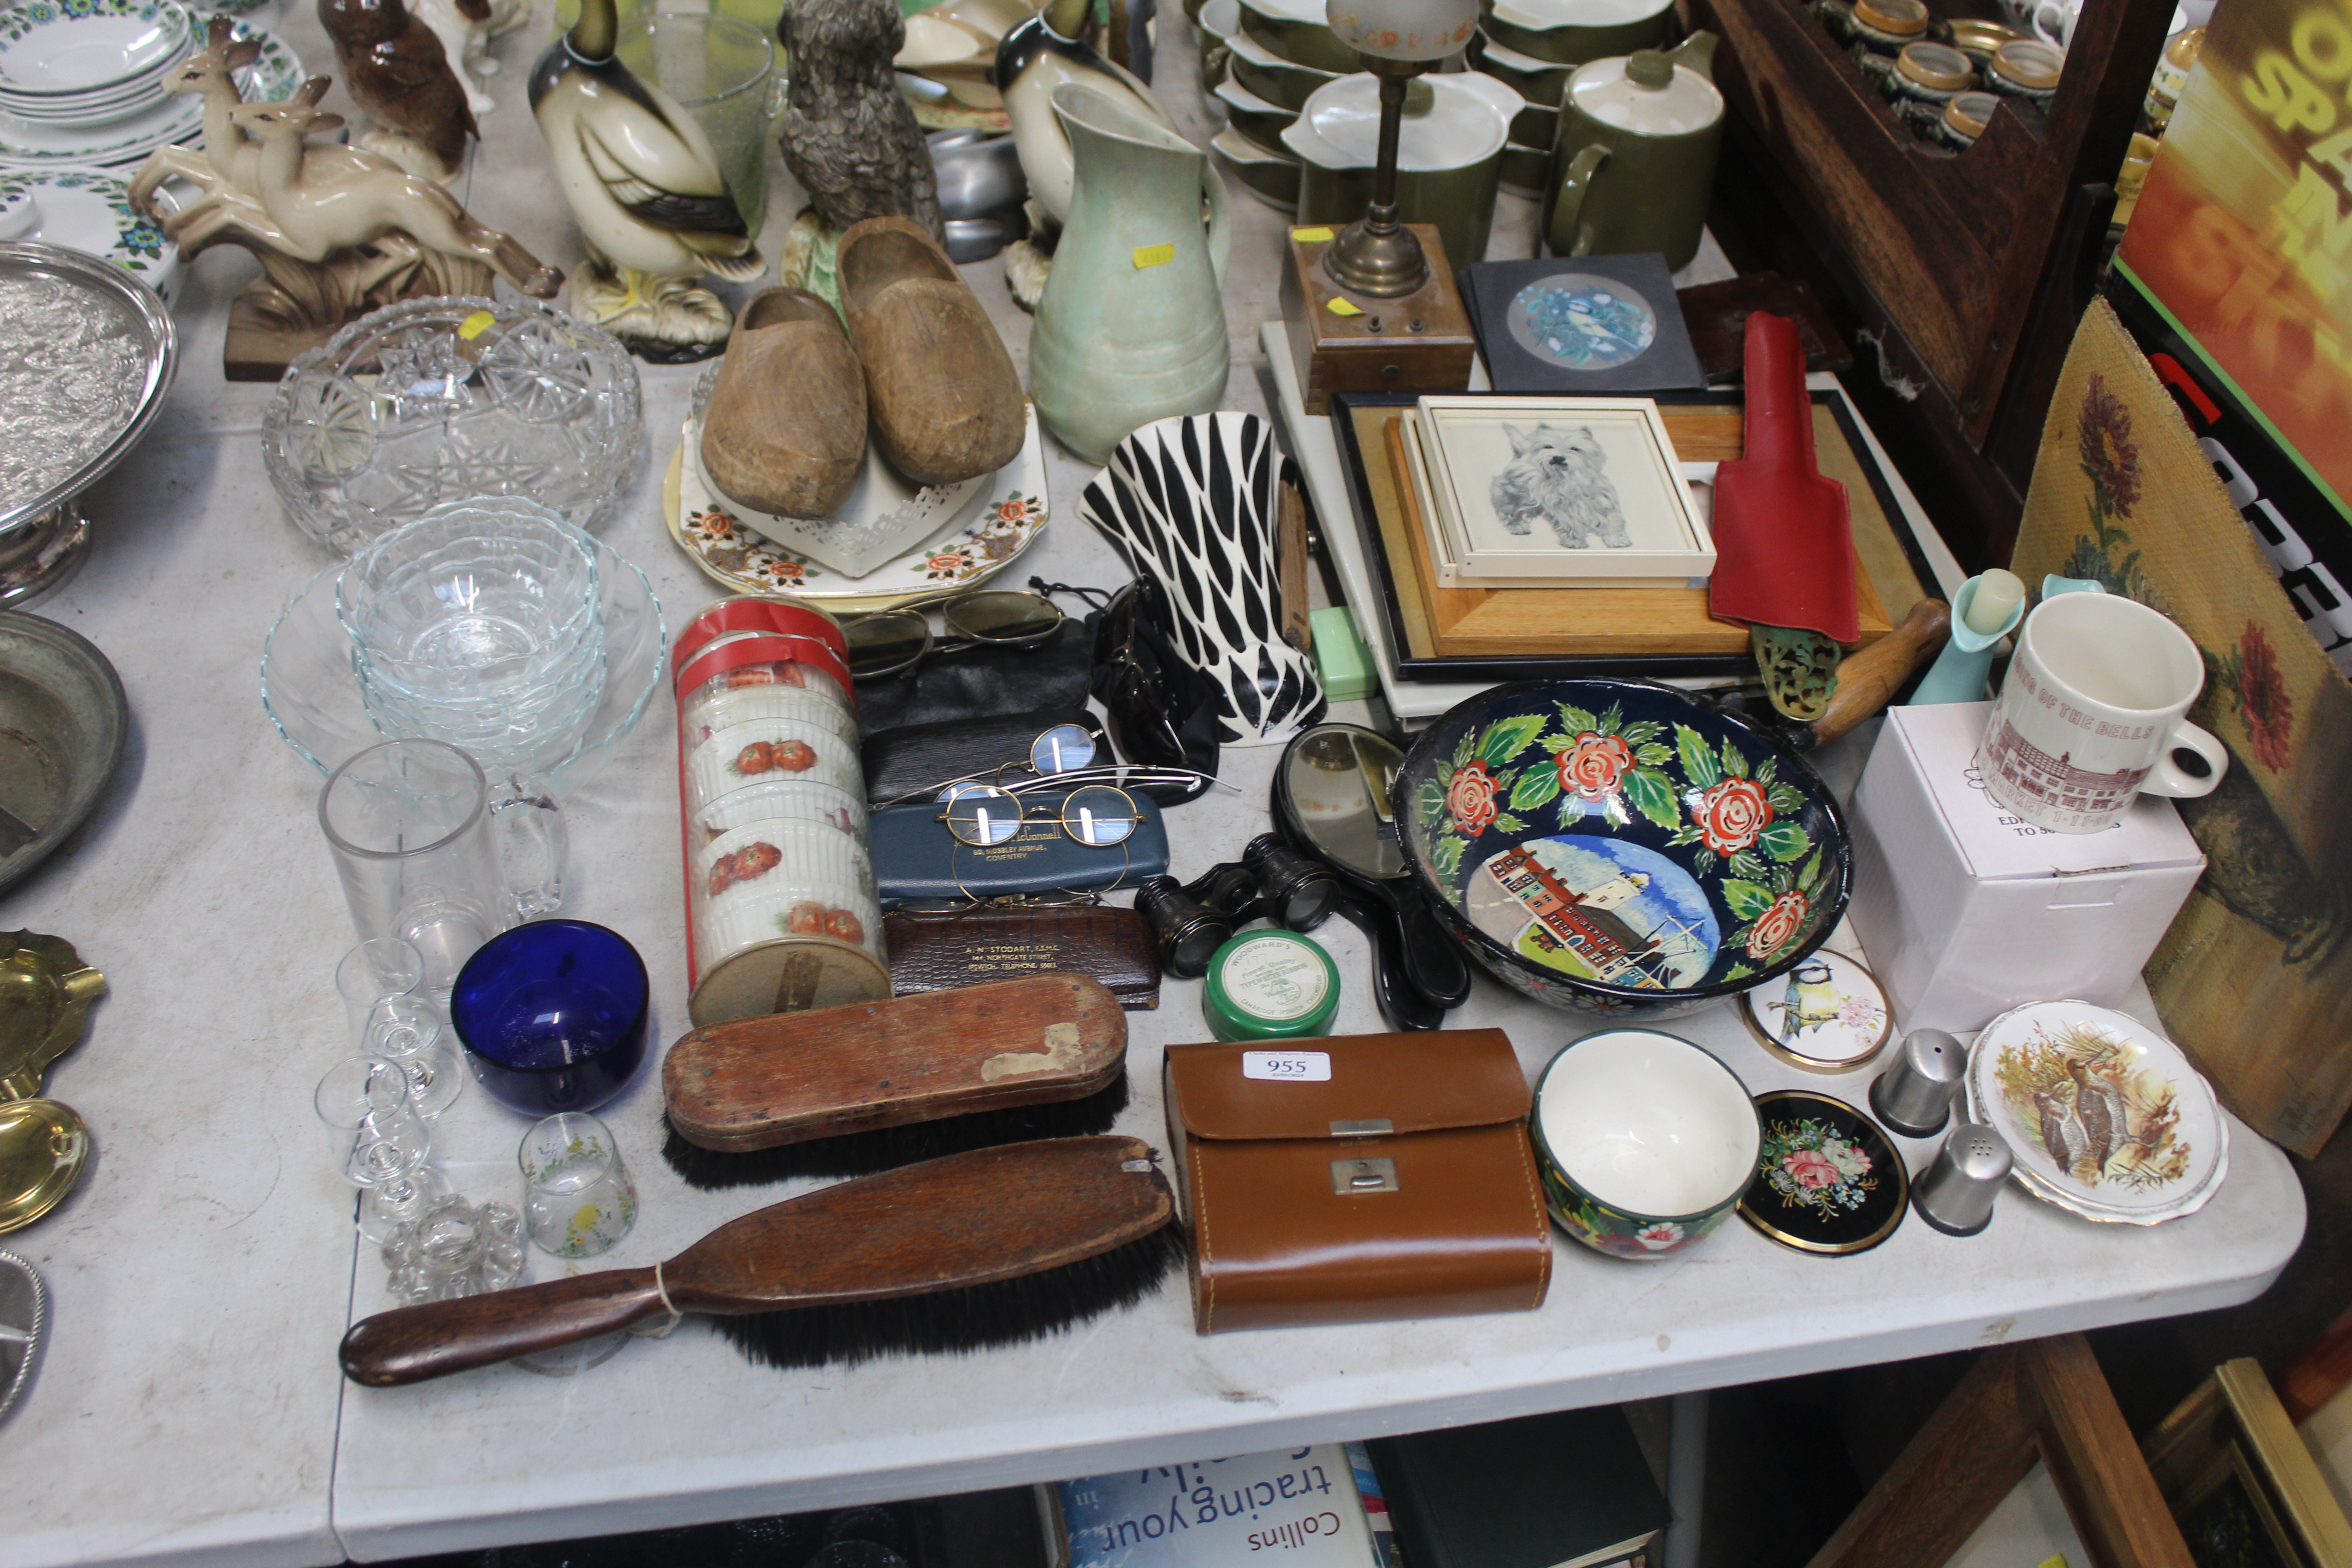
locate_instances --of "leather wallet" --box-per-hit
[861,708,1106,805]
[884,905,1161,1008]
[1163,1029,1552,1334]
[870,789,1171,906]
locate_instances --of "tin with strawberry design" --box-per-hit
[1398,678,1851,1018]
[673,596,888,1026]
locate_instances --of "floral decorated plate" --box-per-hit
[1739,949,1891,1073]
[1964,1000,2227,1225]
[666,411,1049,611]
[1397,677,1851,1019]
[1738,1089,1906,1255]
[0,167,177,299]
[0,18,296,166]
[0,0,189,95]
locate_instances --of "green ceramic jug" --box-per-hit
[1030,82,1232,466]
[1544,31,1721,271]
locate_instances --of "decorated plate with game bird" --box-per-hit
[1964,1000,2226,1225]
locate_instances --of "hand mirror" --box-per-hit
[1274,724,1470,1026]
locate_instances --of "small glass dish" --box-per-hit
[260,295,644,558]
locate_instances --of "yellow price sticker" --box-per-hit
[2038,1558,2069,1568]
[457,309,497,340]
[1326,298,1364,317]
[1132,242,1176,269]
[1290,226,1336,243]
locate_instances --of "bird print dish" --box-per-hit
[1965,1000,2226,1225]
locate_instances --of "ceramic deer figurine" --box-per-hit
[129,68,559,378]
[124,16,272,235]
[219,95,557,288]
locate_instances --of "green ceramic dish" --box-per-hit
[1236,0,1356,73]
[1480,0,1675,66]
[1210,124,1303,208]
[1509,98,1556,146]
[1472,30,1573,106]
[1212,75,1298,151]
[1226,28,1337,111]
[1198,0,1239,97]
[1530,1027,1762,1261]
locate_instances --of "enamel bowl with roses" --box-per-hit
[1396,678,1851,1019]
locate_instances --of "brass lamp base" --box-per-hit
[1322,217,1429,299]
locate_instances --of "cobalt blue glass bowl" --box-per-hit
[449,920,651,1114]
[1396,678,1851,1019]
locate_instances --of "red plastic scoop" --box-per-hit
[1707,312,1860,645]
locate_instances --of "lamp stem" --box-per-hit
[1317,58,1431,299]
[1367,69,1406,230]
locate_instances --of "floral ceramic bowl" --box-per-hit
[1397,678,1850,1018]
[1531,1028,1761,1260]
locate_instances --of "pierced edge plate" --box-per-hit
[0,1249,45,1425]
[665,406,1049,612]
[1962,999,2229,1226]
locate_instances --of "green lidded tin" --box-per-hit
[1203,929,1342,1041]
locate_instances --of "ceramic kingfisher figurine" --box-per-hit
[529,0,763,361]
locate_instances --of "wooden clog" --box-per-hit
[837,216,1025,485]
[699,287,868,519]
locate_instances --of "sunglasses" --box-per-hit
[938,782,1142,848]
[842,590,1065,680]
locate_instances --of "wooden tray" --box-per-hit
[1331,391,1933,683]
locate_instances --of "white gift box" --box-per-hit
[1847,701,2207,1033]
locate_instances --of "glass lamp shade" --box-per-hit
[1325,0,1477,60]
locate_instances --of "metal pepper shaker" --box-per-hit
[1912,1122,2011,1236]
[1869,1027,1966,1137]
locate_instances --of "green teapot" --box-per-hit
[1544,31,1721,271]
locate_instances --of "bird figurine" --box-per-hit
[529,0,763,360]
[776,0,940,240]
[318,0,478,184]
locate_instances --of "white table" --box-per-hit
[0,5,2304,1565]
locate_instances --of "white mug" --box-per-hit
[1976,593,2230,833]
[2031,0,2078,47]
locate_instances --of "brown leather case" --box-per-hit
[1163,1030,1552,1335]
[665,974,1125,1151]
[884,905,1161,1009]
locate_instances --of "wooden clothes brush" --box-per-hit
[662,974,1130,1187]
[340,1135,1180,1385]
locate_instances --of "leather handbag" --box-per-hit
[1162,1030,1552,1334]
[870,789,1171,906]
[884,904,1161,1008]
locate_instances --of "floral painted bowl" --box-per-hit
[1397,678,1850,1018]
[1531,1027,1761,1260]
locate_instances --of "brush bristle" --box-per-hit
[714,1218,1187,1370]
[662,1075,1133,1186]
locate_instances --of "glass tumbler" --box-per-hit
[518,1112,639,1258]
[614,14,779,240]
[333,937,465,1117]
[319,740,568,998]
[315,1054,451,1244]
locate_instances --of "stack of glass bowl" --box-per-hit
[335,498,607,774]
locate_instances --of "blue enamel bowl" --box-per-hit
[1396,679,1852,1019]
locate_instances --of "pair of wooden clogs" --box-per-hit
[699,217,1026,520]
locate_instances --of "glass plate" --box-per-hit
[261,535,666,801]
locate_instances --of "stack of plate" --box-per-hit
[0,3,300,171]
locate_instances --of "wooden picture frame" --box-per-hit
[2144,1360,2352,1568]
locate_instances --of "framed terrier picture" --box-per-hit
[1412,395,1715,584]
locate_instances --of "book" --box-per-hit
[1460,255,1706,396]
[1042,1443,1383,1567]
[1365,1407,1670,1568]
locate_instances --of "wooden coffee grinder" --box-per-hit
[1279,0,1478,414]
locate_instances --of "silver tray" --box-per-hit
[0,239,175,536]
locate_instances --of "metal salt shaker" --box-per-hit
[1912,1122,2012,1236]
[1868,1027,1966,1137]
